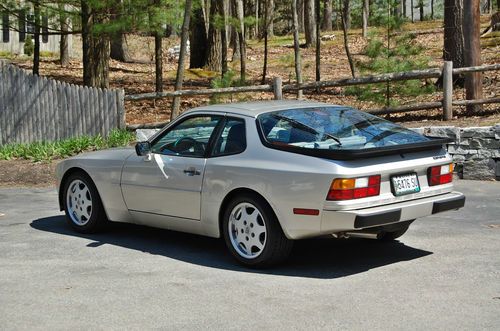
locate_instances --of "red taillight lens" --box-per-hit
[327,175,381,201]
[428,164,453,186]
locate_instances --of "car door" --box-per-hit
[121,114,223,222]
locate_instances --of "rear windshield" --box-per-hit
[257,107,429,150]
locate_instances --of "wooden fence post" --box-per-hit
[116,89,125,129]
[442,61,453,121]
[273,77,283,100]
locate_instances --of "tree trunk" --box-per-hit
[172,0,193,119]
[419,0,424,21]
[315,0,321,83]
[207,0,222,72]
[362,0,369,37]
[81,1,110,88]
[403,0,406,16]
[33,0,40,76]
[255,0,259,38]
[304,0,316,47]
[110,33,131,62]
[235,0,247,83]
[410,0,414,22]
[230,25,240,61]
[463,0,483,113]
[341,0,355,78]
[190,5,208,68]
[431,0,434,19]
[298,0,305,33]
[442,0,465,86]
[292,0,303,98]
[322,0,332,31]
[59,4,69,67]
[91,32,110,88]
[154,32,163,92]
[267,0,274,37]
[220,0,228,75]
[261,0,268,84]
[81,0,92,86]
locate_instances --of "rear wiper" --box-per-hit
[271,114,342,146]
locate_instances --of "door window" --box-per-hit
[151,115,222,157]
[211,118,246,156]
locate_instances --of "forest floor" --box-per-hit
[4,17,500,128]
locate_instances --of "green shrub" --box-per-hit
[0,129,135,162]
[24,35,34,56]
[347,0,435,107]
[209,70,238,104]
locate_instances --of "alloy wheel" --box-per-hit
[228,202,267,259]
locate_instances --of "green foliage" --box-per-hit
[346,0,434,107]
[23,36,34,56]
[0,129,135,162]
[277,53,295,68]
[209,70,238,104]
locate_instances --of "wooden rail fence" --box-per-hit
[125,62,500,128]
[0,61,125,145]
[1,60,498,140]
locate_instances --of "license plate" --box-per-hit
[391,173,420,196]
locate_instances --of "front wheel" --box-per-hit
[222,193,293,268]
[63,171,108,233]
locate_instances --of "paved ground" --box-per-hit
[0,180,499,330]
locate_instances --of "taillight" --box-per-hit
[428,164,453,186]
[327,175,381,201]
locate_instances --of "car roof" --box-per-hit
[186,100,349,118]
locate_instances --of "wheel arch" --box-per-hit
[58,167,93,211]
[218,187,282,238]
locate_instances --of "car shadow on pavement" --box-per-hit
[31,215,432,279]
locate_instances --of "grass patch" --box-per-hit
[0,51,16,59]
[40,51,57,58]
[0,129,135,162]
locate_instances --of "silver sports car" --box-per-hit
[56,100,465,267]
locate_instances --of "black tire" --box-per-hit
[222,193,293,268]
[63,171,108,234]
[378,220,414,241]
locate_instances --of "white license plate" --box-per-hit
[391,173,420,196]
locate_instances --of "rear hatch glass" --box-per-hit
[257,107,449,160]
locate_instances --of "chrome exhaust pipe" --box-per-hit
[344,232,380,240]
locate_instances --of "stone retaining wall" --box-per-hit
[136,124,500,181]
[410,126,500,181]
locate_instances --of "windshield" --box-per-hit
[257,107,429,150]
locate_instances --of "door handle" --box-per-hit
[183,167,201,176]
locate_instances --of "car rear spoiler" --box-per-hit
[262,137,453,161]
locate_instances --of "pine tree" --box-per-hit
[346,0,433,107]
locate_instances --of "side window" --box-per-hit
[2,12,9,43]
[151,115,222,157]
[41,15,48,43]
[18,10,26,42]
[212,117,246,156]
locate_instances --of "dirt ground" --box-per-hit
[0,159,59,188]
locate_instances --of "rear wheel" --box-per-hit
[63,172,108,233]
[222,193,293,268]
[377,220,414,241]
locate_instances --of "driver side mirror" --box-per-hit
[135,141,151,156]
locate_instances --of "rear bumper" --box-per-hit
[320,191,465,233]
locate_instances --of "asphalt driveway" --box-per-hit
[0,180,499,330]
